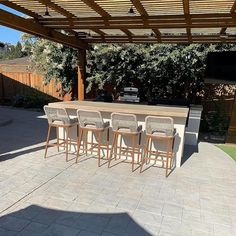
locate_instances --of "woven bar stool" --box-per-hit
[44,106,78,161]
[76,110,110,166]
[140,116,175,177]
[108,113,142,172]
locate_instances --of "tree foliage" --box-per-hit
[21,34,236,102]
[22,35,78,93]
[0,41,26,60]
[87,43,236,102]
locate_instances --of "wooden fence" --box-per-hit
[0,64,71,102]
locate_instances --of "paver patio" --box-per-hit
[0,106,236,236]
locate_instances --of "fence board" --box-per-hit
[0,64,71,102]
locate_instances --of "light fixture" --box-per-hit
[128,6,135,15]
[148,31,155,38]
[44,5,50,16]
[86,31,92,39]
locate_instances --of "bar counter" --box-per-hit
[49,101,189,167]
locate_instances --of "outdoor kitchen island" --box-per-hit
[48,101,189,167]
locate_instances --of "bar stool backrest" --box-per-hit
[145,116,174,136]
[77,110,104,129]
[111,113,138,133]
[44,106,71,125]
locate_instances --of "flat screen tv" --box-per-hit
[205,51,236,84]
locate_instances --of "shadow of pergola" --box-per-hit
[0,205,152,235]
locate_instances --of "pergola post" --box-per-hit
[78,48,86,101]
[226,92,236,143]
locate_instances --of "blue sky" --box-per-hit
[0,4,23,45]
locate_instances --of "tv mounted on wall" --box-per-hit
[205,51,236,84]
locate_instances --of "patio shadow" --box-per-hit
[0,106,55,159]
[0,145,45,162]
[0,205,152,236]
[181,144,199,165]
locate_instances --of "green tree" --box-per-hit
[86,43,236,103]
[22,35,78,95]
[0,41,26,60]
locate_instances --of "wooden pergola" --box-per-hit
[1,0,236,142]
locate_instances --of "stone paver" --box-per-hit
[0,106,236,236]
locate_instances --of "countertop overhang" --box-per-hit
[49,101,189,118]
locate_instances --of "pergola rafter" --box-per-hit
[34,0,82,38]
[0,8,87,49]
[131,0,149,27]
[81,0,111,18]
[220,0,236,35]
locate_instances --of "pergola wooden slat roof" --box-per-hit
[1,0,236,48]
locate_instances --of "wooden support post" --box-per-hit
[0,66,4,103]
[78,48,86,101]
[226,92,236,144]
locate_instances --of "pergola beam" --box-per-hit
[37,13,236,21]
[84,35,236,40]
[131,0,148,17]
[36,13,236,26]
[44,23,236,30]
[81,0,111,18]
[0,0,40,18]
[152,29,162,43]
[0,9,87,49]
[120,28,133,42]
[91,29,106,41]
[231,0,236,13]
[35,0,80,38]
[182,0,190,15]
[182,0,192,42]
[91,29,106,36]
[220,0,236,36]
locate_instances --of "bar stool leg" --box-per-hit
[85,130,88,156]
[114,133,119,160]
[69,135,72,152]
[166,139,171,177]
[98,131,102,167]
[137,133,141,164]
[140,136,149,173]
[91,132,94,155]
[44,124,52,159]
[146,137,150,164]
[170,138,174,168]
[106,128,109,159]
[166,155,169,177]
[65,127,69,162]
[119,134,122,160]
[131,134,135,172]
[56,127,59,152]
[76,128,83,163]
[108,132,117,168]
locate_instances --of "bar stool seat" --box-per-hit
[44,106,78,161]
[116,125,142,134]
[76,109,110,166]
[51,118,78,126]
[108,113,142,172]
[82,121,110,130]
[140,116,175,177]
